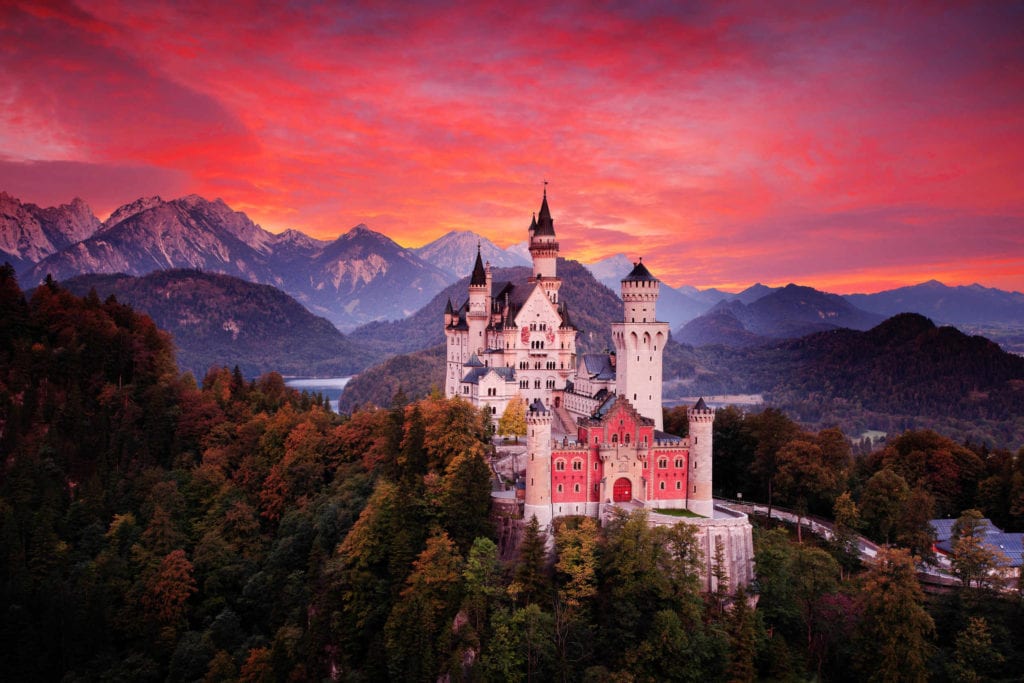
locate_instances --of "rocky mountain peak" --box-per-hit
[103,196,165,230]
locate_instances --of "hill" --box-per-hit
[336,345,447,413]
[846,279,1024,324]
[676,283,884,346]
[61,270,379,378]
[668,313,1024,445]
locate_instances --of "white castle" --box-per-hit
[444,190,754,590]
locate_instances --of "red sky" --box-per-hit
[2,1,1023,293]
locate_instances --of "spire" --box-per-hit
[534,185,555,236]
[444,298,454,315]
[470,244,486,285]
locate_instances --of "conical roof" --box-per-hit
[534,190,555,236]
[622,259,657,282]
[470,245,487,285]
[694,397,708,410]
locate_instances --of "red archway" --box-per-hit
[612,477,632,503]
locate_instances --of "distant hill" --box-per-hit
[845,279,1024,324]
[676,284,884,346]
[413,230,529,279]
[668,313,1024,445]
[337,345,446,413]
[61,270,379,378]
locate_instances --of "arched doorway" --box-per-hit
[554,396,561,408]
[613,477,632,503]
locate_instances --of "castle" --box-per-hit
[445,190,754,589]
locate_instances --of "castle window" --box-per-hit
[693,485,697,493]
[572,460,582,471]
[676,481,682,490]
[574,483,580,493]
[546,379,555,389]
[612,434,618,444]
[658,458,667,469]
[534,380,541,389]
[675,458,683,468]
[555,460,565,471]
[557,484,563,493]
[594,462,599,470]
[624,433,630,444]
[694,436,698,444]
[491,407,497,414]
[659,481,666,490]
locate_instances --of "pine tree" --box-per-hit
[513,515,549,606]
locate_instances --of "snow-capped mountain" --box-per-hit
[0,192,100,270]
[414,230,529,280]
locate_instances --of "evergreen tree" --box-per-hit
[513,516,549,606]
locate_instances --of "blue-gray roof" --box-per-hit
[930,518,1023,568]
[529,399,549,413]
[654,430,683,443]
[582,353,616,380]
[593,394,617,419]
[461,366,516,385]
[464,354,485,367]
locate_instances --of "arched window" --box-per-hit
[675,458,683,468]
[572,460,583,471]
[659,481,666,490]
[658,458,667,469]
[612,434,618,444]
[675,481,682,490]
[555,459,566,471]
[624,433,630,444]
[573,483,580,493]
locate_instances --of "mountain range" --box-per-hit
[4,190,1023,348]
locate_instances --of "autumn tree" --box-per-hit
[860,468,910,544]
[384,531,465,681]
[951,509,1007,590]
[946,616,1004,683]
[855,547,935,682]
[499,394,528,443]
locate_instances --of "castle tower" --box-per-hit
[523,399,553,527]
[467,245,490,354]
[687,397,714,517]
[611,260,670,430]
[528,188,561,303]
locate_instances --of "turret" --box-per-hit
[524,399,553,528]
[467,245,490,353]
[611,259,670,430]
[529,188,560,298]
[687,397,714,517]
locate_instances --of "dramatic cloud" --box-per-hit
[2,0,1022,291]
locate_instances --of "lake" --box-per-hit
[284,377,352,412]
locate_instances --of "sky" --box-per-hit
[2,1,1023,293]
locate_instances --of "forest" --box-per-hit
[2,265,1023,681]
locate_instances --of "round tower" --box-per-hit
[687,397,714,517]
[523,399,553,528]
[611,259,670,430]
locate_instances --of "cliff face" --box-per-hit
[0,192,100,269]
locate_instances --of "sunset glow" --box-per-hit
[2,1,1022,292]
